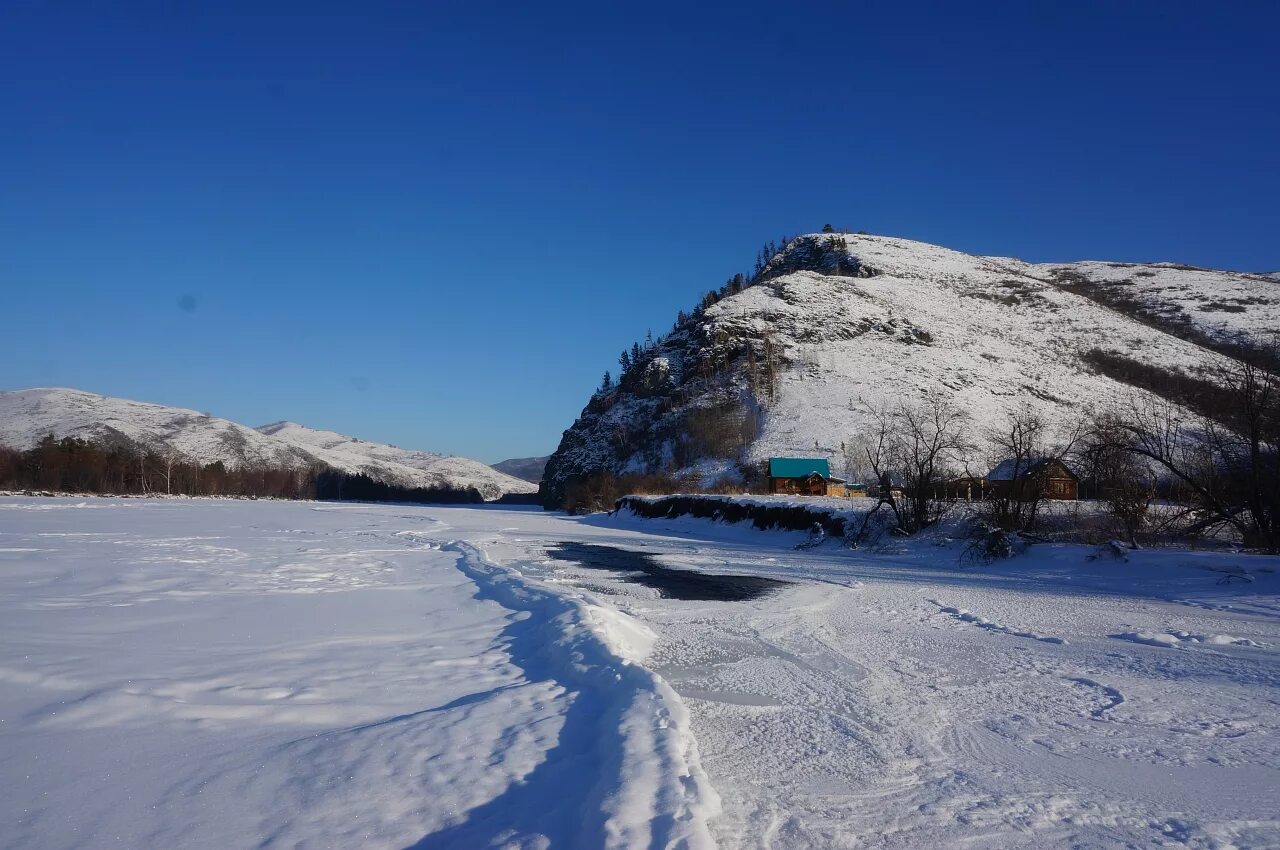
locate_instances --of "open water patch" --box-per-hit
[547,542,788,601]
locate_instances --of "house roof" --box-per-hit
[985,457,1077,481]
[769,457,831,479]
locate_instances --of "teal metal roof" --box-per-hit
[768,458,831,479]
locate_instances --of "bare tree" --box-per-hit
[1096,346,1280,552]
[850,392,973,541]
[893,392,974,532]
[1082,417,1157,548]
[848,403,906,542]
[983,404,1079,531]
[153,448,181,496]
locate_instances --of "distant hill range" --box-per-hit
[0,388,536,501]
[490,455,550,484]
[542,232,1280,507]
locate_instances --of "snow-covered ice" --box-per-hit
[0,498,712,849]
[3,496,1279,849]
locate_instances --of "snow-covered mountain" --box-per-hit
[491,455,550,484]
[541,233,1279,505]
[0,388,536,500]
[257,421,536,499]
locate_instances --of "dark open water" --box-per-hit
[547,542,788,601]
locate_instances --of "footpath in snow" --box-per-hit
[3,496,1280,849]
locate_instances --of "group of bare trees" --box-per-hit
[1,435,503,506]
[843,338,1280,554]
[846,391,974,540]
[0,435,316,499]
[1084,355,1279,552]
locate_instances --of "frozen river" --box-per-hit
[2,497,1278,849]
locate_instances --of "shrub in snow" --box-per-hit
[960,521,1031,567]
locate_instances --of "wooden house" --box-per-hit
[981,457,1079,500]
[768,458,843,497]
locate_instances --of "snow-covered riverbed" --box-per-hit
[2,497,1278,849]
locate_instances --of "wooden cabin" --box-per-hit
[981,457,1079,500]
[768,458,842,497]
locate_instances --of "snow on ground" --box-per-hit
[3,496,1280,849]
[0,497,712,849]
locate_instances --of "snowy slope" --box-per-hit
[0,387,317,468]
[543,233,1270,503]
[258,421,536,499]
[0,388,535,500]
[491,455,550,483]
[1029,258,1280,349]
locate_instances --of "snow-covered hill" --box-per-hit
[1030,259,1280,353]
[0,388,535,500]
[542,233,1276,505]
[491,455,550,484]
[258,421,536,499]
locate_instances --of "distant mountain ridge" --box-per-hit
[490,455,550,484]
[541,232,1280,506]
[0,388,536,501]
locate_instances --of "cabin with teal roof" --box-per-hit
[768,457,848,497]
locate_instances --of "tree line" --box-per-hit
[598,233,806,397]
[598,230,871,398]
[0,435,485,504]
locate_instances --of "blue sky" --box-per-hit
[4,1,1278,462]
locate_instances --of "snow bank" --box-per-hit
[442,541,720,849]
[1112,630,1267,649]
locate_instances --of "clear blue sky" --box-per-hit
[4,1,1278,462]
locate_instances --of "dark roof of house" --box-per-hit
[985,457,1077,482]
[769,457,832,479]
